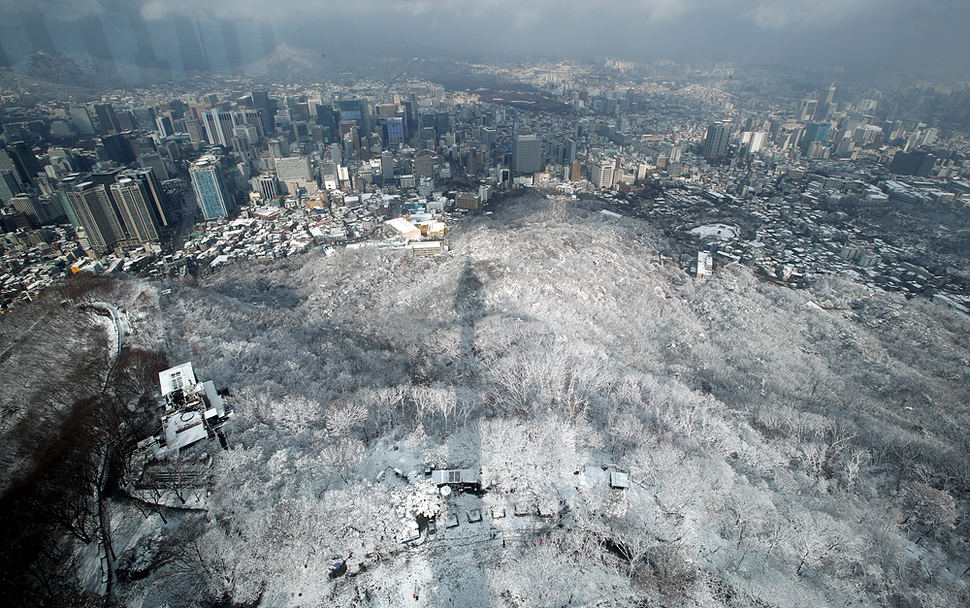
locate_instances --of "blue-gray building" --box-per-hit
[190,156,233,220]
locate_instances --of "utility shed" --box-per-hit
[610,471,630,489]
[431,468,480,490]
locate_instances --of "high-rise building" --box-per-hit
[124,169,172,230]
[413,155,434,179]
[338,99,369,133]
[100,134,137,166]
[251,91,276,135]
[800,122,830,151]
[563,138,578,164]
[513,134,542,173]
[480,127,497,151]
[65,181,125,253]
[203,109,236,148]
[110,177,162,244]
[274,156,316,195]
[590,160,614,188]
[703,121,732,159]
[69,106,96,135]
[139,153,170,181]
[796,99,818,122]
[190,156,233,220]
[381,117,405,146]
[156,116,175,137]
[8,194,45,226]
[93,103,122,134]
[2,143,43,186]
[0,171,20,202]
[381,152,394,180]
[253,174,280,200]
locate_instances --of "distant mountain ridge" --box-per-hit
[12,50,175,92]
[244,42,332,83]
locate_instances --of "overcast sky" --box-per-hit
[1,1,967,77]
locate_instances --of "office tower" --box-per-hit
[100,134,137,166]
[117,111,136,132]
[800,122,830,151]
[413,155,433,178]
[139,152,170,181]
[436,112,450,135]
[165,141,182,163]
[233,124,259,149]
[110,177,161,243]
[480,127,497,151]
[382,117,405,146]
[2,143,42,186]
[329,143,342,166]
[571,161,582,182]
[69,106,96,135]
[182,119,202,143]
[190,156,233,219]
[512,134,542,173]
[381,152,394,180]
[132,107,156,131]
[93,103,122,134]
[251,91,276,135]
[274,156,316,195]
[8,194,45,226]
[822,84,836,105]
[156,116,175,137]
[126,168,171,229]
[203,109,236,148]
[796,99,818,122]
[563,138,578,164]
[590,160,614,188]
[0,171,20,202]
[703,121,732,159]
[253,174,279,200]
[338,99,368,133]
[0,149,24,192]
[238,109,265,139]
[65,181,125,253]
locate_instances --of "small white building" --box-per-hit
[384,217,421,240]
[148,362,230,457]
[697,251,713,278]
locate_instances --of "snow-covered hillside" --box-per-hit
[4,194,969,607]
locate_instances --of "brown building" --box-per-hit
[455,192,481,211]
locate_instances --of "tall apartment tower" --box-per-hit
[190,156,233,220]
[703,122,732,159]
[110,177,161,244]
[513,134,542,173]
[65,181,125,253]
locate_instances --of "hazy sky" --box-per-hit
[1,1,967,76]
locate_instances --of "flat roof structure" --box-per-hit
[159,362,196,397]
